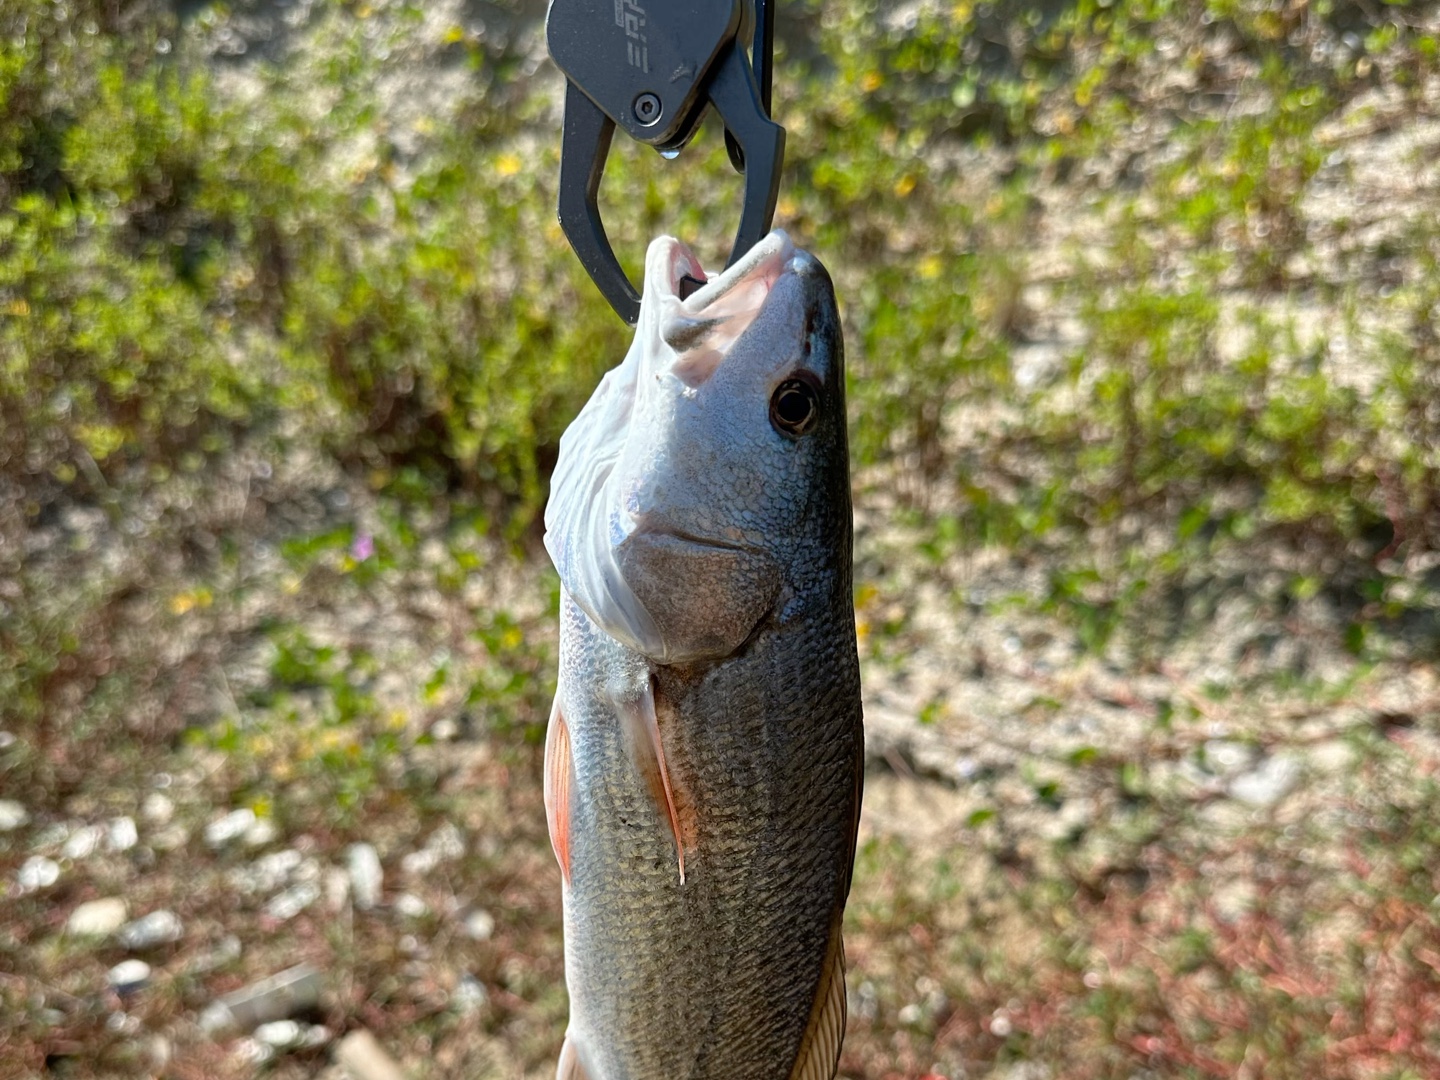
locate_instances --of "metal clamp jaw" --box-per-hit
[547,0,785,324]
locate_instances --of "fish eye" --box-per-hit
[769,375,821,438]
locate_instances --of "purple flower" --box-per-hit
[351,532,375,561]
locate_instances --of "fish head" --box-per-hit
[545,229,849,666]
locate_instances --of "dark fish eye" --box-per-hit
[769,375,821,438]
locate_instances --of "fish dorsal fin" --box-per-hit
[788,926,848,1080]
[544,695,575,887]
[615,676,690,883]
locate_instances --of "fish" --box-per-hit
[542,229,863,1080]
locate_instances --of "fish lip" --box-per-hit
[649,230,797,315]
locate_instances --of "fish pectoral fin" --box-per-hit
[555,1035,593,1080]
[617,676,690,883]
[788,924,848,1080]
[544,697,575,886]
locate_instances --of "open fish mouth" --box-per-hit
[646,231,800,371]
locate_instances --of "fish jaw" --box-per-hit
[544,229,844,667]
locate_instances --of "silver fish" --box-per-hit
[542,230,862,1080]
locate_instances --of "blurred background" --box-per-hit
[3,0,1440,1076]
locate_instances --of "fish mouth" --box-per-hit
[644,231,802,378]
[660,230,795,313]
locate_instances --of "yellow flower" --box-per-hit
[168,588,213,615]
[860,71,883,93]
[497,153,523,177]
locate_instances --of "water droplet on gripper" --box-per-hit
[659,149,681,160]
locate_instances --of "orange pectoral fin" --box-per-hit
[617,677,693,884]
[544,698,574,886]
[555,1034,593,1080]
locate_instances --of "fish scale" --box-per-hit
[544,231,861,1080]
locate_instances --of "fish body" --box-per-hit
[543,231,862,1080]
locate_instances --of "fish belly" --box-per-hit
[557,596,862,1080]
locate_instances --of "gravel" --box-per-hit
[16,856,60,892]
[0,799,28,831]
[347,842,384,910]
[66,898,129,937]
[205,808,258,848]
[117,910,184,950]
[108,959,152,992]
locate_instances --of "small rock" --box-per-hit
[17,855,60,892]
[324,867,350,912]
[347,843,383,910]
[394,893,427,918]
[233,1037,273,1066]
[401,848,439,875]
[33,822,68,849]
[1228,753,1302,808]
[264,881,320,921]
[150,823,190,852]
[427,823,465,860]
[897,1002,923,1025]
[67,897,129,937]
[233,848,303,895]
[108,959,152,992]
[1202,740,1256,776]
[0,799,28,831]
[1211,879,1257,923]
[453,974,487,1013]
[335,1029,407,1080]
[187,934,242,976]
[106,1011,142,1034]
[851,981,879,1022]
[198,1002,235,1035]
[62,824,105,860]
[299,1023,331,1049]
[254,1020,302,1048]
[0,731,16,750]
[117,910,184,950]
[1309,739,1357,775]
[201,963,321,1035]
[141,792,174,825]
[147,1035,172,1072]
[463,908,495,941]
[107,816,138,852]
[989,1011,1013,1037]
[205,808,256,848]
[244,816,280,847]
